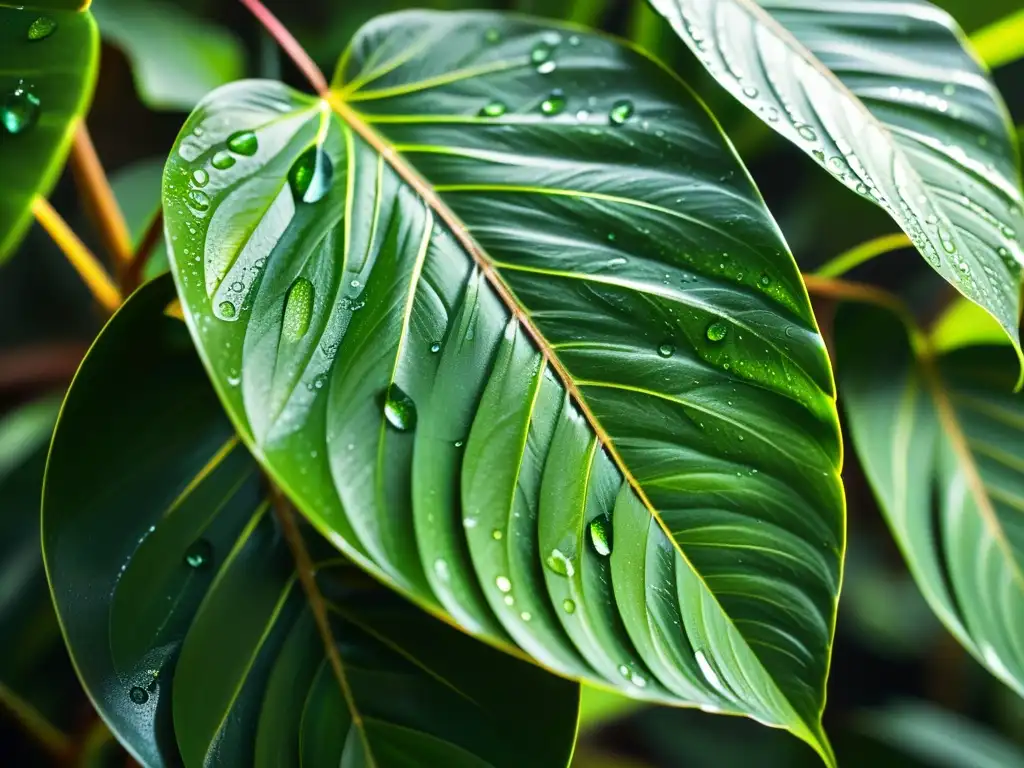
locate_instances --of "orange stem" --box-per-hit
[238,0,328,95]
[69,122,132,267]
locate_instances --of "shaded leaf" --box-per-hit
[43,277,580,767]
[164,9,844,761]
[649,0,1024,355]
[0,1,98,261]
[109,157,167,279]
[837,302,1024,697]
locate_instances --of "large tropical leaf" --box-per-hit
[43,277,581,767]
[836,302,1024,697]
[163,9,845,761]
[0,1,98,261]
[648,0,1024,357]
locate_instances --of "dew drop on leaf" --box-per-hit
[129,687,149,705]
[187,189,210,212]
[183,539,213,569]
[479,100,506,117]
[211,151,236,170]
[191,169,209,187]
[609,100,634,125]
[530,42,552,63]
[27,16,57,41]
[226,130,258,156]
[1,82,40,135]
[491,529,503,540]
[705,321,728,342]
[282,277,314,341]
[540,90,566,116]
[562,599,576,614]
[657,343,674,358]
[484,28,500,44]
[495,575,512,593]
[382,384,417,431]
[218,300,237,319]
[545,549,575,577]
[429,341,442,353]
[289,146,333,203]
[589,515,612,556]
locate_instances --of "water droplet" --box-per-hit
[484,28,500,44]
[943,83,956,96]
[531,42,552,63]
[796,124,817,141]
[503,594,515,606]
[520,611,532,621]
[609,100,634,125]
[657,343,674,358]
[218,301,236,319]
[226,130,258,156]
[433,558,449,582]
[129,687,149,705]
[383,384,416,431]
[562,598,576,614]
[759,273,771,287]
[187,189,210,212]
[630,672,647,688]
[545,549,575,577]
[540,90,566,116]
[429,341,442,353]
[211,151,236,170]
[606,232,616,242]
[617,664,630,679]
[568,35,581,46]
[589,515,612,557]
[491,529,503,540]
[282,277,314,341]
[536,61,556,75]
[184,539,213,569]
[1,82,40,135]
[454,439,464,448]
[289,146,333,203]
[741,85,758,98]
[705,321,728,342]
[191,168,209,187]
[479,100,506,117]
[27,16,57,41]
[575,109,590,121]
[496,575,512,593]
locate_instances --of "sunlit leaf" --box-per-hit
[42,278,580,767]
[164,10,844,761]
[649,0,1024,358]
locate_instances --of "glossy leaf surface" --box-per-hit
[0,1,98,261]
[649,0,1024,354]
[43,278,579,767]
[837,303,1024,697]
[164,10,844,760]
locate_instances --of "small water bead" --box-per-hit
[545,549,575,577]
[129,687,149,705]
[705,321,728,342]
[609,100,634,125]
[27,16,57,41]
[211,151,236,170]
[536,61,556,75]
[289,146,333,203]
[429,341,442,353]
[562,599,576,614]
[530,42,552,64]
[226,130,258,156]
[943,83,956,96]
[184,539,213,569]
[484,28,501,44]
[520,611,532,622]
[218,301,236,318]
[741,85,758,99]
[454,439,464,448]
[540,90,566,116]
[187,189,210,212]
[383,384,417,431]
[496,576,512,593]
[575,109,590,121]
[796,124,817,142]
[479,100,506,117]
[589,515,612,557]
[503,595,515,606]
[759,273,771,287]
[491,529,503,540]
[433,558,450,582]
[1,83,40,135]
[191,168,209,187]
[657,343,674,358]
[283,277,315,341]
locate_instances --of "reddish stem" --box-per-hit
[238,0,329,95]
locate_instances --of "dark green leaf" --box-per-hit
[837,302,1024,697]
[0,1,98,261]
[163,10,844,761]
[649,0,1024,357]
[43,277,581,767]
[109,157,167,279]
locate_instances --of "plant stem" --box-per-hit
[32,197,122,313]
[69,123,132,267]
[971,8,1024,70]
[238,0,328,95]
[122,210,164,293]
[0,681,72,762]
[814,232,911,279]
[0,342,88,391]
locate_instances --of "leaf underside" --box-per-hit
[837,303,1024,699]
[164,10,844,760]
[43,278,580,768]
[0,3,97,260]
[650,0,1024,354]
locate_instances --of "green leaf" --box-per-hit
[0,1,98,261]
[836,302,1024,697]
[42,277,581,767]
[91,0,244,112]
[163,10,844,762]
[648,0,1024,359]
[931,296,1007,353]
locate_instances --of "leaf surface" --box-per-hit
[43,278,580,767]
[837,302,1024,697]
[163,10,845,761]
[0,1,98,260]
[649,0,1024,355]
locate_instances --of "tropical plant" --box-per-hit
[2,0,1024,766]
